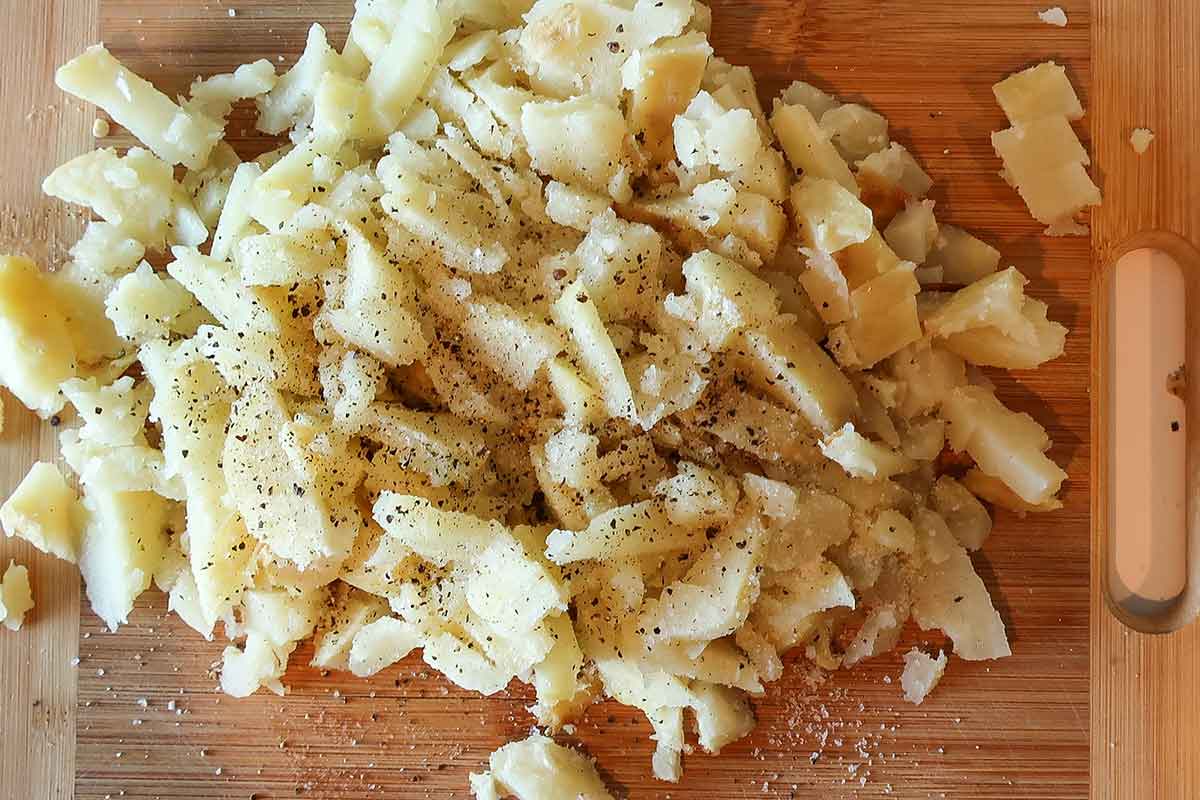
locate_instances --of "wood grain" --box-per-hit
[0,2,98,799]
[3,1,1100,798]
[1090,2,1200,799]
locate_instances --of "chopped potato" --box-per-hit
[471,734,614,800]
[0,256,78,416]
[0,462,85,562]
[901,648,947,704]
[941,386,1067,506]
[0,3,1076,791]
[56,45,224,169]
[0,561,34,631]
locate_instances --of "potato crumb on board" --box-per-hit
[1038,7,1068,26]
[901,648,948,704]
[1130,128,1155,154]
[0,560,33,630]
[92,117,110,137]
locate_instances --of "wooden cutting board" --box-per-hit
[0,1,1191,797]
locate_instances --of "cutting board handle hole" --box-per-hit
[1103,238,1199,633]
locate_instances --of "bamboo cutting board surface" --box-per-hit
[0,0,1123,797]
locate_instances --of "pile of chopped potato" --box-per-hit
[0,0,1076,792]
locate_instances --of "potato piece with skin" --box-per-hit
[78,483,170,632]
[552,280,639,424]
[522,97,629,199]
[940,386,1067,506]
[733,318,860,435]
[470,734,614,800]
[56,45,223,169]
[0,256,77,417]
[790,176,873,253]
[43,148,207,250]
[820,423,915,481]
[912,539,1011,660]
[770,103,859,194]
[1,561,34,631]
[1,462,85,563]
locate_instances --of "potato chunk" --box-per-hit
[0,256,78,416]
[734,319,859,435]
[790,176,873,253]
[941,386,1067,506]
[0,561,34,631]
[912,540,1010,660]
[470,734,614,800]
[992,61,1083,124]
[1,462,85,562]
[901,648,947,704]
[56,45,223,169]
[522,97,629,198]
[770,103,858,194]
[78,483,170,631]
